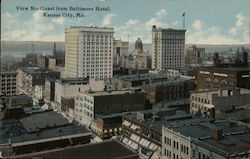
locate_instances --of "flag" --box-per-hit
[182,12,185,17]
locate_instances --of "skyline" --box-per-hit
[1,0,250,44]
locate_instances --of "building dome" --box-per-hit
[135,38,143,54]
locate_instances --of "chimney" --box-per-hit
[211,128,223,140]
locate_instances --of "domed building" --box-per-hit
[135,38,143,54]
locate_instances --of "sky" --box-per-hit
[1,0,250,44]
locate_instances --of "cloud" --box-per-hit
[192,20,202,30]
[2,10,64,41]
[144,9,168,31]
[102,13,116,26]
[125,19,139,26]
[52,17,65,25]
[228,14,247,36]
[156,9,167,17]
[33,10,43,21]
[236,14,245,27]
[187,19,247,44]
[145,17,168,30]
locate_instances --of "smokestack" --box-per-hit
[53,43,56,56]
[242,52,248,65]
[213,53,219,65]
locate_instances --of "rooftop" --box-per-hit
[200,132,250,156]
[30,139,138,159]
[19,67,58,75]
[7,95,32,100]
[146,78,188,87]
[1,71,17,75]
[20,111,69,133]
[199,66,250,72]
[56,77,89,84]
[66,26,114,33]
[191,88,250,98]
[0,124,90,145]
[85,90,134,96]
[117,73,166,82]
[163,98,190,108]
[153,27,186,32]
[171,121,248,139]
[0,112,90,144]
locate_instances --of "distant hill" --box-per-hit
[1,41,64,57]
[129,43,250,53]
[1,41,249,58]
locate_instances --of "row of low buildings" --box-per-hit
[88,97,250,159]
[0,106,138,159]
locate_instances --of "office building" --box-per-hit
[196,67,250,90]
[53,78,104,111]
[185,45,205,67]
[5,95,33,108]
[142,79,195,104]
[162,121,249,159]
[113,39,129,65]
[16,67,60,97]
[64,26,114,79]
[152,25,186,70]
[0,72,17,97]
[190,88,250,118]
[74,90,149,125]
[111,73,168,90]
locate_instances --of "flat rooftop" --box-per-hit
[199,66,250,72]
[85,90,134,96]
[124,111,206,130]
[66,26,114,33]
[19,67,58,75]
[0,124,90,145]
[56,77,89,84]
[1,71,17,75]
[163,98,190,108]
[191,88,250,98]
[117,73,166,82]
[200,132,250,156]
[171,121,248,139]
[153,28,186,32]
[20,111,69,133]
[7,95,32,100]
[0,115,90,145]
[29,139,138,159]
[146,78,188,88]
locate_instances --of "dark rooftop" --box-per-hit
[117,73,166,82]
[7,95,32,100]
[200,132,250,156]
[28,139,138,159]
[171,121,248,139]
[20,111,69,133]
[56,77,89,84]
[20,67,58,75]
[145,78,188,87]
[199,66,250,72]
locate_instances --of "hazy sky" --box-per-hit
[1,0,250,44]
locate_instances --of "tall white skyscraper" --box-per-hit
[64,26,114,79]
[152,25,186,70]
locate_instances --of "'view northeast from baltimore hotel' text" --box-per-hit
[1,0,250,158]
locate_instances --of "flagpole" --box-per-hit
[183,12,185,29]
